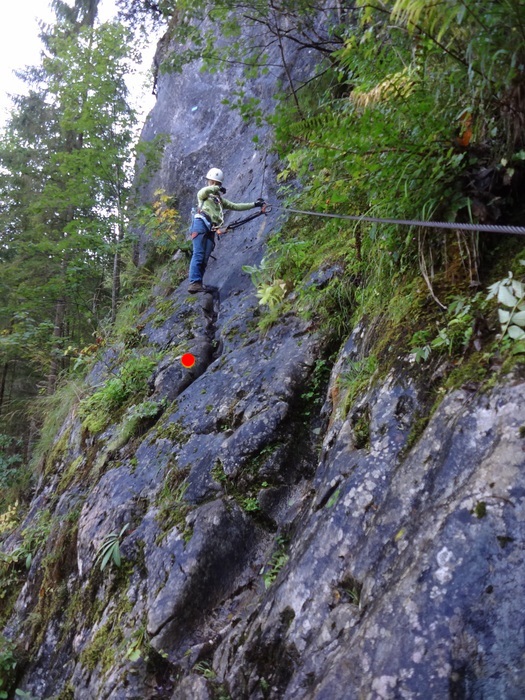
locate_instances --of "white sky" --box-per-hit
[0,0,157,127]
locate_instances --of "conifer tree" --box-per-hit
[0,12,136,439]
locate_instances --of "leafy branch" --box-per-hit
[487,266,525,342]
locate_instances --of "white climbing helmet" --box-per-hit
[206,167,223,183]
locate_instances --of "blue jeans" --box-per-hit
[189,218,215,283]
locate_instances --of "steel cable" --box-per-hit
[274,206,525,236]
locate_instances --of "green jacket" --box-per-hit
[197,185,255,226]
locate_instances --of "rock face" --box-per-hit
[2,15,525,700]
[218,364,525,699]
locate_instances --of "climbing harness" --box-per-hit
[276,206,525,236]
[216,203,272,237]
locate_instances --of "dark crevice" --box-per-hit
[315,479,342,511]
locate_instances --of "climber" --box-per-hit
[187,167,265,293]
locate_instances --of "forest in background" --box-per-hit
[0,0,138,478]
[1,0,525,513]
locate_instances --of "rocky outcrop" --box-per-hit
[2,13,525,700]
[211,344,525,699]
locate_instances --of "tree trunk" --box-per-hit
[111,246,121,324]
[111,158,125,323]
[47,295,66,395]
[0,361,9,416]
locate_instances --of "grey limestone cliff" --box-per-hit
[2,15,525,700]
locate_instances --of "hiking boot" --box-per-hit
[188,281,205,293]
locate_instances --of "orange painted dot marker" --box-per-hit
[181,353,196,368]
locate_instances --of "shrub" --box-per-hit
[79,353,158,433]
[0,634,17,699]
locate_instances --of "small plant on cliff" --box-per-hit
[339,355,378,417]
[0,502,18,537]
[155,474,193,544]
[242,496,260,512]
[193,660,216,679]
[487,266,525,343]
[243,259,288,310]
[0,511,52,606]
[340,576,362,606]
[14,691,40,700]
[256,280,288,310]
[79,353,159,433]
[261,535,289,589]
[410,293,486,362]
[118,398,166,443]
[94,523,130,572]
[124,626,149,662]
[0,634,16,698]
[0,544,32,584]
[301,358,330,418]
